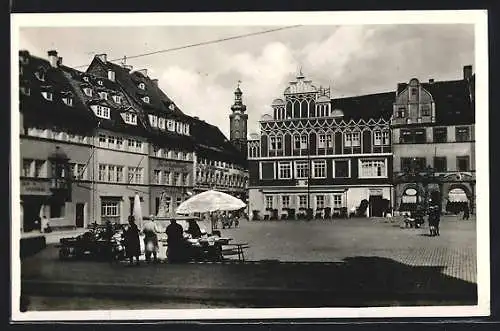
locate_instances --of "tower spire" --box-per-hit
[297,64,304,79]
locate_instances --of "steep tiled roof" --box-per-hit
[19,51,96,134]
[331,92,395,121]
[60,65,149,137]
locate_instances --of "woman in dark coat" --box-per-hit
[124,215,141,265]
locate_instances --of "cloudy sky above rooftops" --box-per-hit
[19,23,474,137]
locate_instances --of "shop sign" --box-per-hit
[402,195,417,203]
[405,188,418,196]
[21,180,51,195]
[369,188,383,196]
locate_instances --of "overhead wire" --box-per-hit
[73,25,303,69]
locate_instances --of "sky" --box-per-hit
[19,24,474,138]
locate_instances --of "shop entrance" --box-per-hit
[22,196,42,232]
[75,203,85,228]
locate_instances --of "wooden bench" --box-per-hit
[222,242,249,262]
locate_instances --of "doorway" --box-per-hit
[75,203,85,228]
[369,195,384,217]
[22,197,42,232]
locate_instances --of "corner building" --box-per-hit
[247,70,394,220]
[392,65,475,214]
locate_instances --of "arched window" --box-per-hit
[300,99,308,118]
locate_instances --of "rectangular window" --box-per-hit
[434,157,447,172]
[167,120,175,131]
[176,197,182,207]
[312,160,327,178]
[401,157,426,172]
[136,141,143,153]
[334,160,350,178]
[99,92,108,100]
[95,105,110,119]
[34,160,45,178]
[300,135,308,149]
[98,135,107,148]
[374,131,382,146]
[294,135,301,149]
[108,165,116,182]
[295,161,310,179]
[22,159,32,177]
[128,167,143,184]
[318,134,326,148]
[382,131,390,145]
[176,122,183,134]
[278,161,292,179]
[260,162,275,180]
[113,95,122,104]
[107,136,115,147]
[265,196,273,209]
[98,164,107,181]
[163,171,171,185]
[101,200,119,217]
[173,173,180,186]
[315,195,325,209]
[359,159,386,178]
[153,170,161,184]
[333,194,342,208]
[400,128,426,144]
[421,104,431,116]
[397,107,405,118]
[149,115,158,127]
[326,135,333,148]
[124,113,137,125]
[116,166,124,182]
[433,127,448,143]
[344,132,360,147]
[158,117,166,130]
[281,195,290,209]
[457,156,470,171]
[456,126,470,142]
[299,195,307,209]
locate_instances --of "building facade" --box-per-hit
[229,83,249,158]
[247,70,393,220]
[392,65,475,214]
[19,50,248,232]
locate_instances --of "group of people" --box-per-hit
[115,215,203,265]
[206,211,240,230]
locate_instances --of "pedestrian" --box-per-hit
[211,212,218,230]
[104,219,114,261]
[143,215,160,263]
[166,218,184,263]
[428,205,441,236]
[124,215,141,265]
[186,218,202,239]
[463,203,470,220]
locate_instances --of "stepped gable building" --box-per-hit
[392,65,476,214]
[247,69,394,220]
[87,54,195,216]
[19,50,97,231]
[229,82,249,158]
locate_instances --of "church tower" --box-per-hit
[229,81,248,158]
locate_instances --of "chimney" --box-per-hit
[57,57,63,66]
[428,78,434,84]
[48,50,58,68]
[108,70,116,82]
[463,65,473,80]
[193,116,199,120]
[96,53,107,63]
[151,79,158,86]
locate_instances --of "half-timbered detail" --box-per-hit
[248,70,394,221]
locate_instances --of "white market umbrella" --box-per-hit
[133,193,143,229]
[176,190,246,214]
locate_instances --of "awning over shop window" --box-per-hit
[448,188,468,202]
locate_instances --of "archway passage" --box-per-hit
[446,187,470,215]
[399,185,422,212]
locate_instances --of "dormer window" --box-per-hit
[99,91,108,100]
[169,103,175,111]
[158,117,165,130]
[83,76,89,82]
[92,105,110,119]
[176,122,183,134]
[83,87,93,97]
[41,91,53,101]
[142,96,150,103]
[138,83,146,90]
[124,112,137,125]
[112,95,122,104]
[183,123,190,135]
[63,97,73,106]
[166,119,174,131]
[97,80,103,86]
[148,114,158,127]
